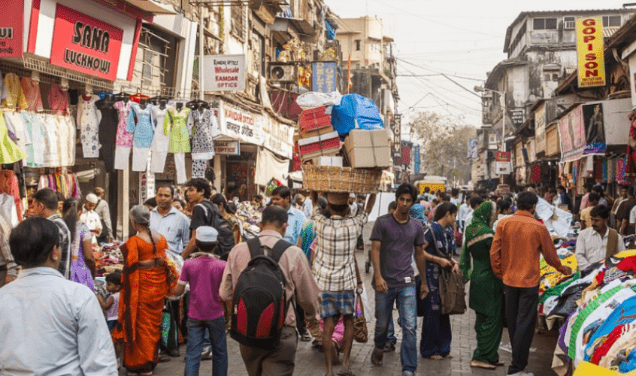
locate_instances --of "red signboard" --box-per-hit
[0,0,24,58]
[50,4,123,81]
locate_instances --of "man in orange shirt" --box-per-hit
[490,192,572,376]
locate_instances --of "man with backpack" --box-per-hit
[182,178,235,260]
[220,205,320,376]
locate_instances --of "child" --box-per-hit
[171,226,228,376]
[97,271,122,332]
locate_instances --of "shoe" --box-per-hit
[470,360,496,370]
[384,342,396,352]
[402,372,414,376]
[200,348,212,360]
[371,347,383,366]
[300,330,312,342]
[167,348,180,357]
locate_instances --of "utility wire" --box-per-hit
[441,74,482,98]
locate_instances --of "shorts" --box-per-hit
[319,290,355,319]
[107,320,118,332]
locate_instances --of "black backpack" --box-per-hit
[196,201,236,260]
[230,237,293,350]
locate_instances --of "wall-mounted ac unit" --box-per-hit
[268,63,297,83]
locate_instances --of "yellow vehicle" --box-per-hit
[415,176,447,195]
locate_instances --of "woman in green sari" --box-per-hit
[459,201,505,370]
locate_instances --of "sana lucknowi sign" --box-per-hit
[0,0,24,58]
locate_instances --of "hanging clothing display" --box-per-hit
[57,115,76,167]
[97,100,119,173]
[48,84,69,115]
[174,152,186,184]
[3,73,27,111]
[0,110,27,164]
[150,106,170,173]
[0,170,24,221]
[77,95,101,158]
[114,100,133,170]
[164,107,190,184]
[3,111,27,159]
[20,77,43,112]
[21,112,45,167]
[127,103,154,172]
[37,173,81,199]
[188,108,216,179]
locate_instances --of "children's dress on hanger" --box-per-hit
[114,100,133,170]
[77,94,101,158]
[127,103,155,172]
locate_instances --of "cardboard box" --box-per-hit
[298,131,340,160]
[299,106,327,121]
[344,129,391,168]
[313,156,343,167]
[300,125,334,139]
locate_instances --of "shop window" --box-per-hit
[564,16,575,30]
[533,18,557,30]
[355,40,361,51]
[135,25,179,91]
[603,15,621,27]
[231,4,245,40]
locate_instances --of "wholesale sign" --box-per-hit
[203,55,246,92]
[312,62,337,93]
[576,17,606,88]
[50,5,123,81]
[495,151,511,175]
[214,141,240,156]
[0,0,23,58]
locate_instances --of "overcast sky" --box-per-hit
[325,0,632,127]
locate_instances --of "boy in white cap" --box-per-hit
[171,226,228,376]
[81,193,103,244]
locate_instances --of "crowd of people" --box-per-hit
[3,176,629,376]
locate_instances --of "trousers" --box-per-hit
[114,147,131,170]
[504,284,538,375]
[174,153,186,184]
[132,147,150,172]
[239,326,298,376]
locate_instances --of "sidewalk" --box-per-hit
[146,248,559,376]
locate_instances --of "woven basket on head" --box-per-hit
[302,165,382,193]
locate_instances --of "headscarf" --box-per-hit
[460,201,497,280]
[410,204,427,225]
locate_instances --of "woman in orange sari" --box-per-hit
[112,205,178,375]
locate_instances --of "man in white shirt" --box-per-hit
[450,188,461,206]
[575,205,626,274]
[457,195,471,231]
[463,196,484,232]
[81,193,103,244]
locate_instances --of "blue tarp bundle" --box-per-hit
[330,94,384,135]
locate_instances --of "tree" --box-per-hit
[408,112,476,185]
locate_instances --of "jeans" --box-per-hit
[185,317,228,376]
[374,285,418,373]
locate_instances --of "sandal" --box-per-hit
[371,348,383,366]
[470,360,496,370]
[337,368,354,376]
[494,361,505,366]
[301,331,312,342]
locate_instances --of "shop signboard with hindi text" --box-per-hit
[0,0,23,58]
[546,123,560,157]
[576,17,606,88]
[261,113,294,159]
[557,106,585,162]
[214,140,240,156]
[312,62,337,93]
[218,101,264,146]
[203,55,246,92]
[50,4,123,81]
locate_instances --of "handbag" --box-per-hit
[428,224,467,315]
[353,291,368,343]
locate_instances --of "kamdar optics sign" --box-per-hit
[576,17,606,88]
[50,5,123,81]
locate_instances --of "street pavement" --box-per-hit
[139,222,559,376]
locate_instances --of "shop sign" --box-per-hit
[581,102,606,155]
[391,114,402,162]
[0,0,23,58]
[546,125,560,157]
[558,106,585,162]
[218,101,263,146]
[527,138,536,163]
[203,55,246,92]
[261,113,294,159]
[467,138,478,159]
[414,145,421,174]
[496,151,511,175]
[312,62,337,93]
[214,140,240,155]
[535,104,546,153]
[576,17,605,88]
[50,5,124,81]
[515,141,524,168]
[139,171,155,204]
[511,109,525,129]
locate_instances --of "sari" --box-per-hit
[459,201,504,364]
[70,222,94,291]
[112,235,177,373]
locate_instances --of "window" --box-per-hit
[564,16,575,30]
[603,15,622,27]
[355,40,361,51]
[231,4,245,39]
[533,18,557,30]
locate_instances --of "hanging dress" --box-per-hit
[114,100,134,170]
[3,111,28,162]
[164,107,191,183]
[21,111,46,167]
[187,108,216,179]
[127,103,155,172]
[0,110,27,164]
[20,77,44,112]
[150,106,170,173]
[77,95,101,158]
[3,73,27,111]
[97,100,119,173]
[48,84,69,115]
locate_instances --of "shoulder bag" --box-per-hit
[428,224,467,315]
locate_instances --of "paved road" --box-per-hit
[134,223,559,376]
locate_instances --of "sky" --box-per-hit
[324,0,632,127]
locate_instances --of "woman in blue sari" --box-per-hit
[420,202,459,360]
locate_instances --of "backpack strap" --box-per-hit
[270,239,293,263]
[247,237,263,259]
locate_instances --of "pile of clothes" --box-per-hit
[94,243,123,276]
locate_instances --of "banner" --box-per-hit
[218,101,263,146]
[203,55,246,91]
[50,5,124,81]
[414,145,421,174]
[312,62,337,93]
[558,106,585,162]
[0,0,23,58]
[577,17,605,88]
[496,151,511,175]
[581,102,607,154]
[467,138,478,159]
[535,104,546,153]
[392,114,402,163]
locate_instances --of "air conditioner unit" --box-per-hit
[268,63,297,83]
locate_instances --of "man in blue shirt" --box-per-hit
[150,186,190,256]
[271,186,306,245]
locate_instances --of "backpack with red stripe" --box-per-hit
[230,237,292,350]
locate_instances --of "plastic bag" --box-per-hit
[331,94,384,135]
[296,91,342,110]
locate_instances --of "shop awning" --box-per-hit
[271,17,315,36]
[121,0,177,15]
[255,148,290,186]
